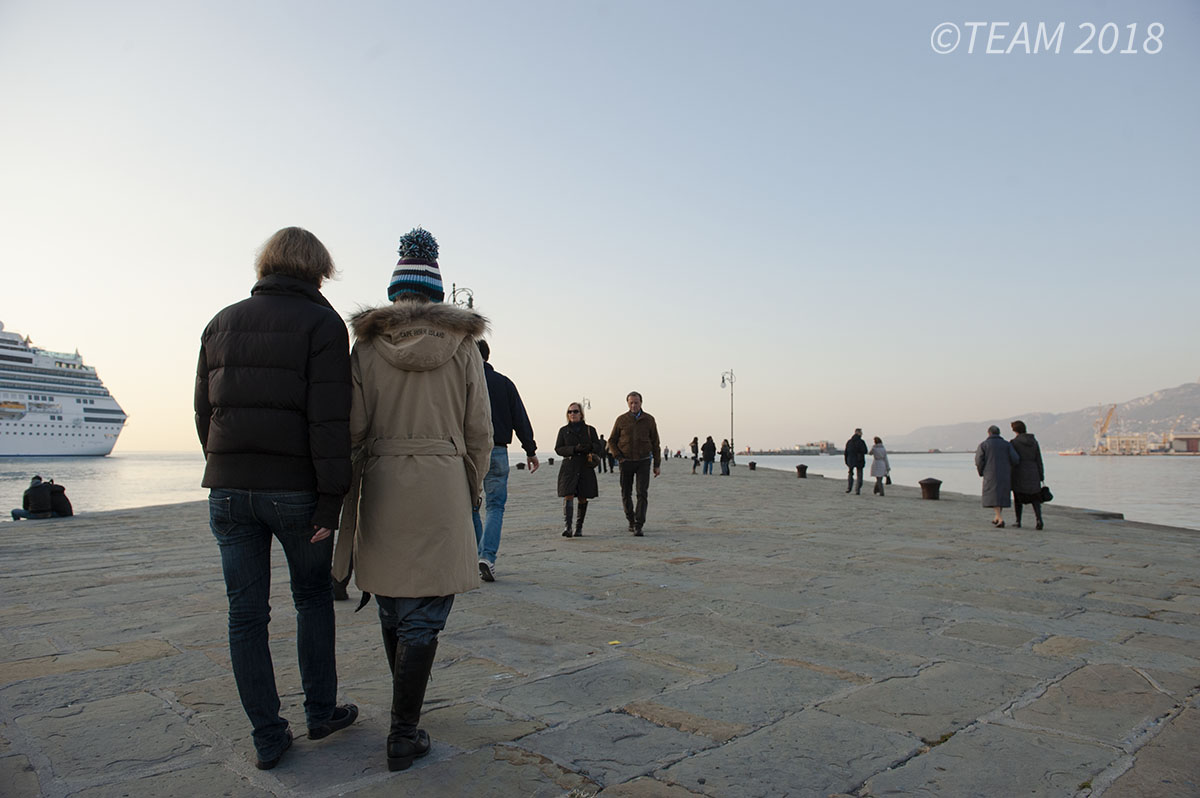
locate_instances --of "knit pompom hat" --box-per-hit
[388,227,444,303]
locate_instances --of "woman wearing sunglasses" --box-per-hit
[554,402,601,537]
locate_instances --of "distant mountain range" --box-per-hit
[886,381,1200,453]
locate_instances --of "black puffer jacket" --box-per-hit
[195,274,351,528]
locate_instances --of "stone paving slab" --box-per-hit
[862,722,1115,797]
[2,459,1199,797]
[657,708,919,798]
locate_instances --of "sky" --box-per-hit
[2,0,1197,454]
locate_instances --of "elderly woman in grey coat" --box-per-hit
[975,425,1019,527]
[1010,420,1046,530]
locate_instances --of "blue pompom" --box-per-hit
[397,227,439,260]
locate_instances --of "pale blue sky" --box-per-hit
[2,1,1196,452]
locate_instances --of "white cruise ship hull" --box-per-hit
[0,322,127,457]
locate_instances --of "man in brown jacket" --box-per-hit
[608,391,661,536]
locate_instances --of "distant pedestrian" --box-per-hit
[690,436,700,474]
[597,435,609,473]
[333,227,491,771]
[555,402,600,537]
[975,424,1019,527]
[195,226,357,770]
[1010,420,1046,530]
[11,475,52,520]
[869,437,890,496]
[719,439,733,475]
[472,340,539,583]
[701,435,716,475]
[844,428,869,494]
[608,391,661,536]
[664,445,671,463]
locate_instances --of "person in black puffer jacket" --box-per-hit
[194,226,356,770]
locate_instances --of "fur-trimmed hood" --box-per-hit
[349,301,489,372]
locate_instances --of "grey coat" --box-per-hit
[1010,433,1045,496]
[975,433,1019,507]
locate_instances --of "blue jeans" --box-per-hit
[377,595,454,646]
[472,446,509,565]
[702,460,714,475]
[208,488,337,761]
[720,460,730,475]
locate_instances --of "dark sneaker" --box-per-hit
[479,559,495,582]
[633,526,644,537]
[308,703,358,740]
[256,728,293,770]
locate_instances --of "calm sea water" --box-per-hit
[744,452,1199,530]
[2,450,1197,531]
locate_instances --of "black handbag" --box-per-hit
[1039,485,1053,503]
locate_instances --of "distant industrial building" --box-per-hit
[1171,433,1200,453]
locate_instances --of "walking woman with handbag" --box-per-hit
[1010,419,1046,529]
[554,402,601,537]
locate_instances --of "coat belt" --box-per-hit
[366,437,463,457]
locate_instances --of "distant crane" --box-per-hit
[1092,404,1116,454]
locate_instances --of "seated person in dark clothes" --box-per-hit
[48,480,73,517]
[11,475,53,520]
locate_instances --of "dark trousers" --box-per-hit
[847,466,863,492]
[619,458,652,528]
[208,488,336,762]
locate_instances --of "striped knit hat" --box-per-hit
[388,227,444,303]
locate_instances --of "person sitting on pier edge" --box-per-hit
[11,475,52,520]
[47,479,73,517]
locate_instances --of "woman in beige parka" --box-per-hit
[334,228,491,771]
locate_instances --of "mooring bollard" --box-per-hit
[516,462,526,470]
[547,457,554,466]
[796,464,808,478]
[748,461,756,471]
[919,478,942,500]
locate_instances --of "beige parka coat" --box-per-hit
[333,300,491,597]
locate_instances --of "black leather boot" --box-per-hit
[562,499,574,537]
[382,625,399,674]
[574,501,587,537]
[387,640,437,772]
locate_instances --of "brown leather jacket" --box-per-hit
[608,411,661,467]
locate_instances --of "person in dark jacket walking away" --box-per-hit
[1010,420,1046,529]
[689,436,700,474]
[975,424,1019,527]
[597,435,609,473]
[719,439,733,475]
[195,227,357,770]
[11,476,52,520]
[844,428,869,494]
[472,340,539,583]
[555,402,600,537]
[700,436,716,475]
[608,392,660,536]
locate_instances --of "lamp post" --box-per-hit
[720,369,735,463]
[581,397,591,412]
[449,283,474,308]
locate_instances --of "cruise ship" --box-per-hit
[0,321,127,456]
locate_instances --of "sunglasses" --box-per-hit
[567,409,582,413]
